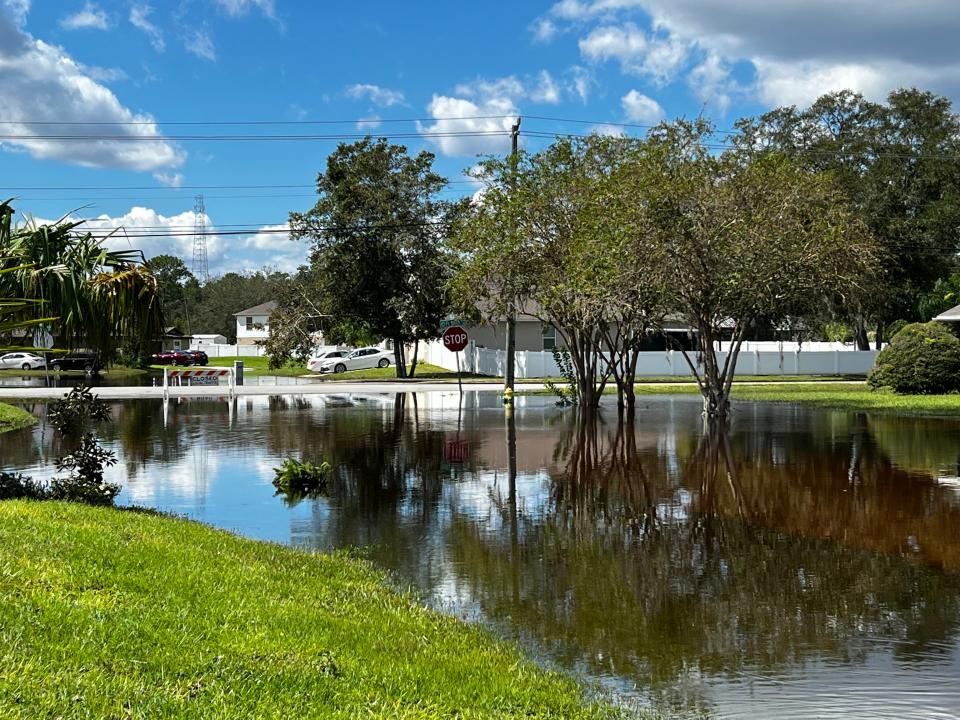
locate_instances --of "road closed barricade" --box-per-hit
[163,367,235,397]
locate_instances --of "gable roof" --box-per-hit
[233,301,277,317]
[935,304,960,321]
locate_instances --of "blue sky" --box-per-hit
[3,0,959,274]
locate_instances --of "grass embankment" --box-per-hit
[0,502,618,720]
[0,366,147,378]
[0,403,34,433]
[636,382,960,417]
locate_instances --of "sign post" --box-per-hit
[441,325,469,395]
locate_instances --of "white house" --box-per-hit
[192,333,228,346]
[234,301,277,346]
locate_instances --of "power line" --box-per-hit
[0,115,517,127]
[0,130,512,141]
[0,180,478,191]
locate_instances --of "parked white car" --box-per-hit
[307,349,352,373]
[318,347,393,374]
[0,352,47,370]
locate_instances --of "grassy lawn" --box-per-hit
[0,502,619,720]
[635,382,960,417]
[0,366,147,378]
[0,403,34,433]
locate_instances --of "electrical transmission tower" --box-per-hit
[191,194,209,283]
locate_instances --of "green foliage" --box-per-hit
[918,272,960,320]
[186,269,287,343]
[1,199,164,364]
[543,346,578,406]
[48,385,111,435]
[867,321,960,394]
[272,457,332,505]
[50,434,120,505]
[286,138,464,377]
[0,402,35,433]
[146,254,201,331]
[822,321,854,343]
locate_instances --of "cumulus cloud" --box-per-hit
[621,89,664,123]
[184,29,215,61]
[418,95,519,157]
[129,3,164,52]
[56,210,304,275]
[0,8,184,172]
[356,116,381,130]
[212,0,277,20]
[543,0,960,109]
[60,2,109,30]
[345,83,405,107]
[530,70,561,104]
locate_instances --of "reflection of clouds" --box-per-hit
[118,446,222,505]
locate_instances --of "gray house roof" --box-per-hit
[935,304,960,322]
[233,301,277,317]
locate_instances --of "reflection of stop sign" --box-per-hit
[442,326,469,352]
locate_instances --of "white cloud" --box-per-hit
[80,63,126,83]
[129,4,164,52]
[212,0,276,20]
[547,0,960,109]
[566,65,593,103]
[345,83,405,107]
[60,2,109,30]
[0,10,183,172]
[621,89,664,123]
[589,123,626,137]
[241,224,306,273]
[418,95,518,157]
[2,0,28,26]
[153,172,184,188]
[356,115,381,130]
[530,70,561,104]
[184,29,215,61]
[530,17,558,43]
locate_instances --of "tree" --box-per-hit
[189,270,286,343]
[146,254,200,332]
[635,121,880,419]
[0,200,164,363]
[454,135,667,410]
[287,138,462,378]
[734,88,960,348]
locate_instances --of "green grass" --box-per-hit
[0,502,620,719]
[0,403,34,433]
[635,382,960,417]
[0,366,147,378]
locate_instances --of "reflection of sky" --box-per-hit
[3,392,960,720]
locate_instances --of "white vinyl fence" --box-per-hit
[189,343,268,358]
[422,340,879,378]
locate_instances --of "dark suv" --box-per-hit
[187,350,209,366]
[49,352,101,373]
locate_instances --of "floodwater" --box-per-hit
[2,392,960,719]
[0,372,322,388]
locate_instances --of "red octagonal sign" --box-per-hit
[442,326,469,353]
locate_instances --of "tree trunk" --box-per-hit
[408,339,420,378]
[392,338,406,379]
[875,322,884,351]
[853,319,870,351]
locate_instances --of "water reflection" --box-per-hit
[1,393,959,719]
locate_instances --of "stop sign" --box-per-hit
[442,326,469,352]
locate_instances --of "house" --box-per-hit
[159,326,193,352]
[234,301,277,346]
[192,333,228,346]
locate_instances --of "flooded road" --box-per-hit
[3,392,959,719]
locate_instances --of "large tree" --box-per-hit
[146,254,200,333]
[634,122,881,419]
[189,270,286,343]
[0,200,164,363]
[286,138,462,377]
[734,88,960,348]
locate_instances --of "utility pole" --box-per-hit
[504,116,521,397]
[191,194,209,284]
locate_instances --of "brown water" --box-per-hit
[2,392,959,719]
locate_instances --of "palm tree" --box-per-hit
[0,199,164,362]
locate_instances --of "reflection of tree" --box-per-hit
[444,414,960,714]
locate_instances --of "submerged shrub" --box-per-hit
[867,321,960,394]
[0,472,48,501]
[48,386,111,436]
[51,434,120,505]
[272,458,332,506]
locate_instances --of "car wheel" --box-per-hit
[334,363,347,374]
[21,362,32,370]
[377,358,390,368]
[51,362,62,372]
[84,363,94,373]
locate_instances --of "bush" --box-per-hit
[0,472,48,500]
[867,321,960,394]
[272,458,331,506]
[51,434,120,505]
[48,386,111,436]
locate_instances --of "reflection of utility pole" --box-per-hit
[504,117,521,395]
[506,407,520,606]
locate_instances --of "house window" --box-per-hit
[542,324,557,351]
[245,316,253,331]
